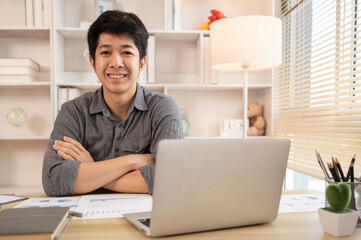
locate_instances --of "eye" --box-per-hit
[100,50,111,55]
[123,50,134,56]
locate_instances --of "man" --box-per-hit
[42,11,184,196]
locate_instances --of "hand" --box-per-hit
[53,136,94,163]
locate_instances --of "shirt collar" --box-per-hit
[89,84,148,115]
[133,83,148,111]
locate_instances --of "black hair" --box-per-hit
[87,10,149,63]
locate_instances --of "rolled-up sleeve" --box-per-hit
[42,103,83,196]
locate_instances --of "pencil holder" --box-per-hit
[325,179,361,227]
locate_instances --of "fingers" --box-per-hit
[53,140,79,160]
[57,150,74,161]
[53,136,94,163]
[63,136,87,153]
[53,136,82,160]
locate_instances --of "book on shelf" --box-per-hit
[0,58,40,70]
[138,62,148,84]
[0,207,70,240]
[33,0,44,27]
[58,87,81,111]
[26,0,50,27]
[173,0,182,30]
[25,0,34,27]
[147,35,156,84]
[0,58,40,83]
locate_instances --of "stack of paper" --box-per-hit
[0,58,40,83]
[15,194,153,220]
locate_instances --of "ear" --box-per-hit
[139,56,147,72]
[89,55,96,71]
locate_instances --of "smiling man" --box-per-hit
[42,11,184,197]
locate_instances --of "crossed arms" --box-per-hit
[52,136,154,195]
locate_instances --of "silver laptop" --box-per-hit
[124,137,290,237]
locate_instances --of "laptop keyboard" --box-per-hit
[138,218,151,227]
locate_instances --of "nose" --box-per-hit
[110,54,124,68]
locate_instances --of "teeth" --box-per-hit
[108,74,126,78]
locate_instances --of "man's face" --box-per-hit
[90,33,146,98]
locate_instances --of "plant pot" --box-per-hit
[318,208,359,237]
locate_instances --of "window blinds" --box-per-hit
[274,0,361,180]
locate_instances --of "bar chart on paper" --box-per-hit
[278,193,325,213]
[74,194,153,220]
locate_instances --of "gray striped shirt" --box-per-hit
[42,84,184,196]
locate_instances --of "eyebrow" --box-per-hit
[98,44,135,49]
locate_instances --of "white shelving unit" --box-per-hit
[0,0,274,193]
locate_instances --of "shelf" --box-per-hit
[151,30,203,41]
[0,136,49,141]
[56,82,272,91]
[56,27,88,39]
[0,82,51,89]
[164,83,272,90]
[0,27,50,38]
[57,28,206,40]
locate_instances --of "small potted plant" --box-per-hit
[318,182,359,237]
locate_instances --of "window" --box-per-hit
[274,0,361,179]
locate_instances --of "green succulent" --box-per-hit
[325,182,351,213]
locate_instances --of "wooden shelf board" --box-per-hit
[0,82,51,89]
[0,28,50,38]
[0,136,49,141]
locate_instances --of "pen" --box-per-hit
[69,210,84,218]
[315,149,331,180]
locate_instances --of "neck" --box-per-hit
[103,85,137,122]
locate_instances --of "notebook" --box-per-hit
[124,137,290,237]
[0,207,70,240]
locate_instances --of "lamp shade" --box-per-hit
[210,15,282,71]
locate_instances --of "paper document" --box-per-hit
[0,195,28,206]
[15,197,81,216]
[13,194,152,220]
[278,193,325,213]
[73,194,152,220]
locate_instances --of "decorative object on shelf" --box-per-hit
[200,9,225,30]
[220,119,244,137]
[247,102,265,136]
[6,107,27,135]
[94,0,116,18]
[318,182,358,237]
[210,15,282,138]
[181,108,190,136]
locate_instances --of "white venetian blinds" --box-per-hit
[274,0,361,179]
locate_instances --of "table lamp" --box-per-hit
[210,15,282,138]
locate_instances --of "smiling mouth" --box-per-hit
[107,74,127,79]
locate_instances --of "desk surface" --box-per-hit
[2,193,360,240]
[57,211,360,240]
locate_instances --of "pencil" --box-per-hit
[315,149,331,180]
[350,162,354,182]
[327,162,340,182]
[332,157,342,182]
[346,154,356,182]
[334,157,346,182]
